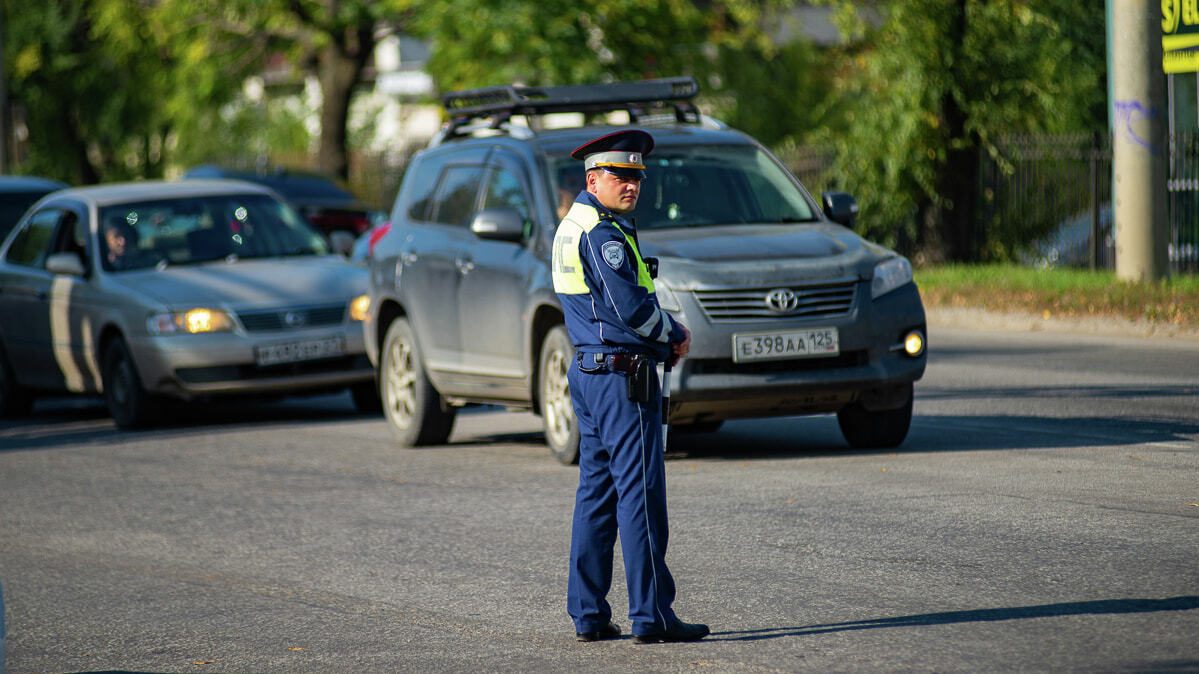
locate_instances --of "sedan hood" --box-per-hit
[110,257,367,310]
[640,222,896,288]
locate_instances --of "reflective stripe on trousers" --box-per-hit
[566,364,678,635]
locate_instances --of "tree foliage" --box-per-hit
[816,0,1107,262]
[6,0,178,182]
[413,0,775,90]
[3,0,1111,267]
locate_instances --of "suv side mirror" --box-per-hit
[46,252,86,277]
[470,208,526,243]
[822,191,859,229]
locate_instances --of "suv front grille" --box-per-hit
[693,280,857,322]
[237,305,347,332]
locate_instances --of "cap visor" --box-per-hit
[602,166,646,179]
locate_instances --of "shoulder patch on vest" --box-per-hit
[601,240,625,270]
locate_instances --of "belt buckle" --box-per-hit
[607,353,639,373]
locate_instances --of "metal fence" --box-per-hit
[779,133,1199,274]
[1167,132,1199,273]
[980,134,1113,270]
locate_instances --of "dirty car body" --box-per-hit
[365,78,927,463]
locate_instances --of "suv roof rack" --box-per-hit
[436,76,701,143]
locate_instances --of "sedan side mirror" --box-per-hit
[45,252,86,277]
[329,231,356,257]
[822,191,859,229]
[470,207,526,243]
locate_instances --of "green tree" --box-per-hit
[187,0,416,181]
[414,0,776,90]
[818,1,1106,262]
[6,1,173,182]
[707,36,835,148]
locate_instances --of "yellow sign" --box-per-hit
[1163,0,1199,72]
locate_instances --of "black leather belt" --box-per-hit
[577,352,649,373]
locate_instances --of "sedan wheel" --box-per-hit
[102,338,157,429]
[0,341,33,417]
[380,317,455,446]
[539,325,579,465]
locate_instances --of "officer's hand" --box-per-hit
[670,325,691,367]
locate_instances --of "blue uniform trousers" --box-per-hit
[566,357,678,636]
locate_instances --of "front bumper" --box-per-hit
[664,282,926,423]
[127,325,373,400]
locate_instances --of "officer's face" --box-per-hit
[588,169,642,215]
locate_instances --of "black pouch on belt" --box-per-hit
[626,357,653,403]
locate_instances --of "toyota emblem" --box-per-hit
[283,310,307,327]
[765,288,798,314]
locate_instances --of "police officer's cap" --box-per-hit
[572,130,654,180]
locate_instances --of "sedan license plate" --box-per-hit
[255,336,345,366]
[732,328,839,362]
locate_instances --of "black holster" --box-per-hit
[626,357,653,403]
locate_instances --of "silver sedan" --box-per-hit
[0,180,377,427]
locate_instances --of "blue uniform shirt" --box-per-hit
[552,191,684,361]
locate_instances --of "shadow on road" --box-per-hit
[0,393,379,453]
[711,596,1199,641]
[663,412,1198,460]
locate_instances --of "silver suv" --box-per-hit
[365,77,927,463]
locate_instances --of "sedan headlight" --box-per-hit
[349,294,370,322]
[871,257,913,299]
[147,309,235,335]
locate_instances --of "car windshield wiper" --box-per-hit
[766,216,820,224]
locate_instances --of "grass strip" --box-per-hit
[914,264,1199,327]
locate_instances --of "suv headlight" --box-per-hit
[349,294,370,322]
[871,257,913,299]
[655,283,681,312]
[147,308,235,335]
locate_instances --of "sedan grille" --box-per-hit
[693,279,857,322]
[237,304,347,332]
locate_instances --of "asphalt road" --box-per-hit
[1,325,1197,673]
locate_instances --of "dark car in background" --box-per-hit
[0,175,68,242]
[182,165,381,245]
[364,78,928,464]
[0,180,377,427]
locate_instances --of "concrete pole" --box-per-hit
[1112,0,1169,282]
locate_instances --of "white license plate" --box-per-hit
[732,328,839,362]
[255,336,346,366]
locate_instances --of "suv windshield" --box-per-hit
[552,143,817,229]
[99,194,329,271]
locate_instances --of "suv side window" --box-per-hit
[405,159,444,222]
[430,165,484,227]
[4,209,61,268]
[482,166,531,221]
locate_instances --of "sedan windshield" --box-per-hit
[552,143,818,230]
[98,194,329,272]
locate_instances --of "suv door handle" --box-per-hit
[455,257,475,274]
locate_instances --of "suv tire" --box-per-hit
[538,325,579,465]
[380,317,455,446]
[836,382,913,448]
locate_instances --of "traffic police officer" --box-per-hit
[552,129,709,644]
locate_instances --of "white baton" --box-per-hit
[661,361,672,452]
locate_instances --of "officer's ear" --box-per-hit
[585,169,599,192]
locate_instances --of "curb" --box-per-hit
[924,306,1199,342]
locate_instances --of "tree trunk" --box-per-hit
[915,0,978,264]
[316,26,373,181]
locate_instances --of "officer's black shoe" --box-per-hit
[632,619,710,644]
[576,621,622,642]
